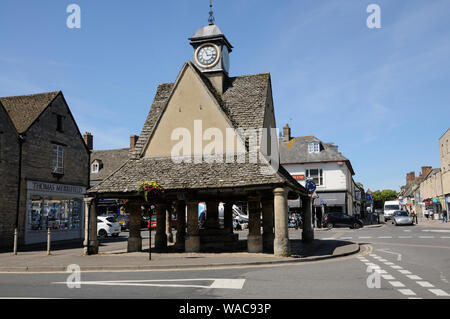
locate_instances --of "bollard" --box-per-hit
[13,228,18,255]
[47,228,52,256]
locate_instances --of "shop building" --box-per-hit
[439,128,450,212]
[0,91,90,247]
[279,126,356,216]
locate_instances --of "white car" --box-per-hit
[392,210,414,226]
[97,216,121,238]
[384,200,401,222]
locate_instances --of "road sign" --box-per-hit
[305,180,316,194]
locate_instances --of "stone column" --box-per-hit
[155,203,168,251]
[224,202,233,234]
[273,188,290,257]
[166,206,174,244]
[185,201,200,252]
[205,201,219,229]
[262,198,275,253]
[175,200,186,247]
[83,197,98,255]
[127,201,142,252]
[302,195,314,243]
[247,196,263,253]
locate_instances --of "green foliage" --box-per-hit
[372,189,398,209]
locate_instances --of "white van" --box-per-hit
[384,200,400,222]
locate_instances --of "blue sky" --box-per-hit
[1,0,449,192]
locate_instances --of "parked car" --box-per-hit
[116,214,130,231]
[147,215,177,229]
[392,210,414,226]
[322,213,364,230]
[97,216,121,238]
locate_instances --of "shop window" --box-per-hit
[306,168,324,186]
[28,196,82,231]
[52,144,64,175]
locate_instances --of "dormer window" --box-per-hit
[91,163,99,174]
[308,142,320,153]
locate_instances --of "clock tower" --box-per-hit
[189,4,233,95]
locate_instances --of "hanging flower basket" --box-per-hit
[138,181,164,202]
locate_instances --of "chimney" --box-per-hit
[130,135,139,150]
[283,124,291,142]
[406,171,416,185]
[421,166,432,178]
[83,132,93,151]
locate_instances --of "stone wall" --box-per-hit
[0,104,19,249]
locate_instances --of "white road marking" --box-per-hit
[416,281,434,288]
[398,270,412,275]
[378,236,392,239]
[398,236,412,239]
[341,237,352,239]
[407,275,422,280]
[419,236,435,239]
[390,265,403,270]
[53,278,246,290]
[428,289,450,297]
[389,281,405,288]
[398,289,416,296]
[440,237,450,239]
[359,237,372,239]
[382,275,396,280]
[383,262,395,265]
[422,230,450,233]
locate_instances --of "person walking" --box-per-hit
[411,208,418,224]
[198,210,206,229]
[442,210,448,223]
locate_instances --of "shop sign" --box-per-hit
[27,181,85,195]
[292,174,305,181]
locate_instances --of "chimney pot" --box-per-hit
[83,132,93,151]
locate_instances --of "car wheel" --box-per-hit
[327,223,334,230]
[98,229,108,238]
[353,223,361,229]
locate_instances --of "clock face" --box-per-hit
[196,44,219,67]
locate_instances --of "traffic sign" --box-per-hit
[305,180,316,194]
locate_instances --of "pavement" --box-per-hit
[0,236,359,273]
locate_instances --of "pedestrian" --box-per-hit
[425,209,429,221]
[411,208,418,224]
[442,210,448,223]
[199,210,206,229]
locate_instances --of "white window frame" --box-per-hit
[52,144,64,175]
[308,142,320,153]
[91,162,99,173]
[306,168,324,186]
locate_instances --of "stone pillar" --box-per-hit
[83,197,98,255]
[262,198,275,253]
[302,195,314,243]
[205,201,219,229]
[185,201,200,252]
[127,201,142,252]
[166,206,174,244]
[273,188,290,257]
[155,203,167,251]
[224,202,233,234]
[175,200,186,247]
[247,196,263,253]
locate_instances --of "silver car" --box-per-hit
[392,210,414,226]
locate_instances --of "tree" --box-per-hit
[372,190,398,209]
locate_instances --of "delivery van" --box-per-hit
[384,200,400,222]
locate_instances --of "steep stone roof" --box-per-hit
[0,91,60,133]
[88,156,303,194]
[90,148,131,182]
[90,63,305,195]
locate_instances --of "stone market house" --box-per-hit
[86,23,312,257]
[0,91,90,248]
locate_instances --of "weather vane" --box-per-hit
[208,0,215,25]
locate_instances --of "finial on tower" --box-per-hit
[208,0,215,25]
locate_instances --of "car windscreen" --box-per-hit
[385,205,400,210]
[394,211,408,216]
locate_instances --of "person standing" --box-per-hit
[442,210,448,223]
